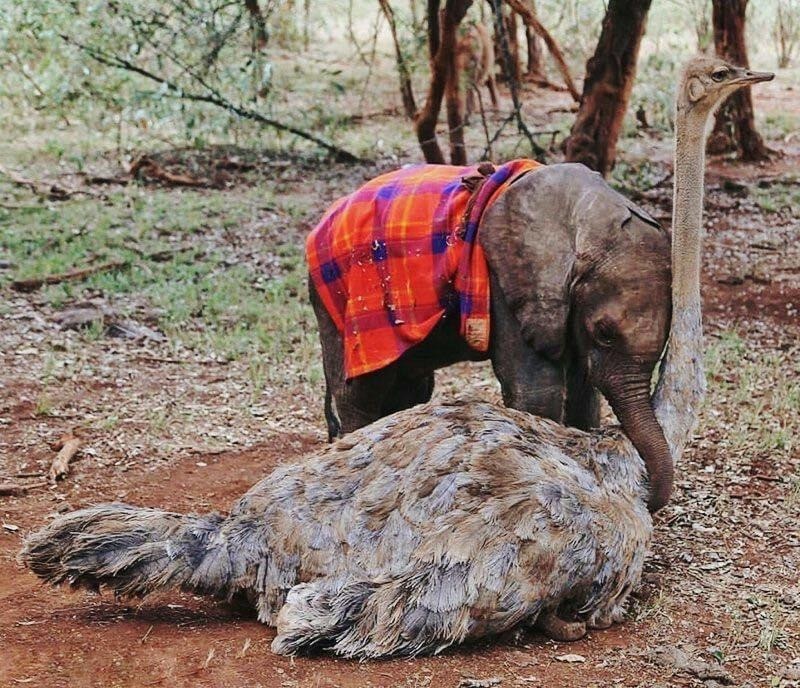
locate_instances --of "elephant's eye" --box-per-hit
[711,67,729,82]
[593,319,618,348]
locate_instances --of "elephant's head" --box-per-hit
[480,163,673,511]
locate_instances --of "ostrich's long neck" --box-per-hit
[652,106,709,462]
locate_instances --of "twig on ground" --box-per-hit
[525,74,569,92]
[0,481,49,497]
[130,156,209,187]
[49,432,82,483]
[11,260,128,293]
[0,163,72,201]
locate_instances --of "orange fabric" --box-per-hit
[307,159,542,379]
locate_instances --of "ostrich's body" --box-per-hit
[25,403,649,657]
[21,58,772,658]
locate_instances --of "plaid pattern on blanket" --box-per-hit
[307,159,542,379]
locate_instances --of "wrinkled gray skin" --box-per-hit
[313,163,672,510]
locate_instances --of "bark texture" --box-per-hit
[504,0,579,101]
[416,0,472,164]
[563,0,652,176]
[707,0,770,161]
[526,22,542,76]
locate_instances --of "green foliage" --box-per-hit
[0,0,356,155]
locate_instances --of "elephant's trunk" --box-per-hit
[601,370,674,512]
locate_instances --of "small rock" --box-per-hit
[53,306,107,330]
[782,666,800,681]
[649,645,733,685]
[459,679,502,688]
[555,654,585,663]
[106,320,166,342]
[2,523,20,532]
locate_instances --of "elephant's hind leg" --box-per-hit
[381,372,435,416]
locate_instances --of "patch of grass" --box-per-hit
[751,182,800,217]
[0,182,323,377]
[703,330,799,464]
[33,394,56,417]
[757,605,790,653]
[609,159,668,195]
[633,586,673,623]
[761,112,800,140]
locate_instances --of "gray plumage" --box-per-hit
[22,402,651,658]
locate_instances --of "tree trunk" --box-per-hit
[526,24,542,75]
[415,0,473,163]
[506,10,521,82]
[243,0,268,49]
[522,0,541,75]
[707,0,770,161]
[504,0,580,101]
[427,0,440,58]
[378,0,418,119]
[563,0,652,176]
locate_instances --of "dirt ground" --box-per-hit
[2,83,799,685]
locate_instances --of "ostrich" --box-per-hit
[21,58,772,658]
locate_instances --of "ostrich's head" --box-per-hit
[678,56,774,117]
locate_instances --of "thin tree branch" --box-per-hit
[491,0,546,159]
[243,0,268,48]
[378,0,418,119]
[504,0,580,102]
[60,34,362,163]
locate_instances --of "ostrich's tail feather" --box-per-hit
[20,504,235,599]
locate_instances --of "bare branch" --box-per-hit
[243,0,269,48]
[60,35,362,163]
[378,0,418,119]
[490,0,547,159]
[504,0,580,102]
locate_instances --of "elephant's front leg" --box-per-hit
[489,288,566,422]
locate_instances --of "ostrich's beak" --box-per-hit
[734,69,775,85]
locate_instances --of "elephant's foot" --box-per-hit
[536,610,587,642]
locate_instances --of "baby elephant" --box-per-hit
[308,162,671,481]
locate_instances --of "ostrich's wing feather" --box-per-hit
[221,401,648,634]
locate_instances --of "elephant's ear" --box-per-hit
[479,163,645,360]
[480,166,578,360]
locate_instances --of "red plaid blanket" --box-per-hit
[307,159,542,379]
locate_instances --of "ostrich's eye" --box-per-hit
[711,67,729,82]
